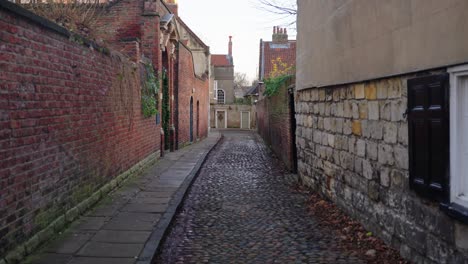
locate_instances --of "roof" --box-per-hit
[244,84,259,97]
[176,17,209,50]
[211,54,232,67]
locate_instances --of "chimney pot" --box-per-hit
[228,36,233,57]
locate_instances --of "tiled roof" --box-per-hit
[211,54,232,67]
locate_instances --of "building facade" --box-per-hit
[296,1,468,263]
[258,26,296,81]
[210,37,253,129]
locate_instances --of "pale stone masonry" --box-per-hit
[295,72,468,263]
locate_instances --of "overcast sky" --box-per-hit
[178,0,296,83]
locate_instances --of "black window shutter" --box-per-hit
[407,74,450,202]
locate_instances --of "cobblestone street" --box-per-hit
[156,130,364,263]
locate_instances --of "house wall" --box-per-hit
[176,43,209,147]
[210,105,254,129]
[295,72,468,263]
[213,66,235,104]
[0,4,160,258]
[297,0,468,90]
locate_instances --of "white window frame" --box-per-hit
[214,81,218,99]
[448,64,468,209]
[240,111,250,129]
[217,89,225,104]
[215,110,227,129]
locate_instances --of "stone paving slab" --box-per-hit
[68,257,135,264]
[25,131,221,264]
[76,242,143,258]
[102,213,160,231]
[92,230,151,244]
[120,203,168,213]
[45,232,95,254]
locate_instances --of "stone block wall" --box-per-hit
[295,72,468,263]
[0,4,160,258]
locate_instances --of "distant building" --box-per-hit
[258,26,296,81]
[210,37,254,129]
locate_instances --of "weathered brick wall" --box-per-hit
[295,73,468,263]
[0,6,160,257]
[95,0,161,68]
[256,82,294,171]
[176,43,209,147]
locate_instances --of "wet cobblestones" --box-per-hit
[156,131,364,263]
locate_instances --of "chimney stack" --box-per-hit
[228,36,233,57]
[272,26,288,43]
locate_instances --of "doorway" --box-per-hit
[190,97,193,142]
[197,101,200,140]
[241,111,250,129]
[216,110,227,129]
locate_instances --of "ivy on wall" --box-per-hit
[141,63,160,118]
[161,69,170,149]
[264,57,295,97]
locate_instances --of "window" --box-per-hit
[217,89,225,104]
[449,65,468,209]
[407,74,449,202]
[214,81,218,99]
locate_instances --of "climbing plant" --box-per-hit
[141,63,159,118]
[161,69,170,149]
[263,57,295,96]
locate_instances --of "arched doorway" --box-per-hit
[190,97,193,142]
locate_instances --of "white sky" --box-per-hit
[178,0,296,83]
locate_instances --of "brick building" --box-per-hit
[256,27,297,172]
[0,0,210,260]
[258,26,296,81]
[296,1,468,263]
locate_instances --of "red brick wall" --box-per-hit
[95,0,161,68]
[176,43,209,147]
[256,80,295,171]
[262,41,296,79]
[0,6,160,257]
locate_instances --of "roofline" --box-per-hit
[262,40,297,43]
[176,17,210,51]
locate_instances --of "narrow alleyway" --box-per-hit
[156,130,364,263]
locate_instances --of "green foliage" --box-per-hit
[141,63,160,118]
[263,74,293,97]
[234,97,252,105]
[161,70,170,148]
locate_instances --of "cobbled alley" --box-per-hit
[156,130,365,263]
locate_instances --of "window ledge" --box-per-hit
[440,203,468,224]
